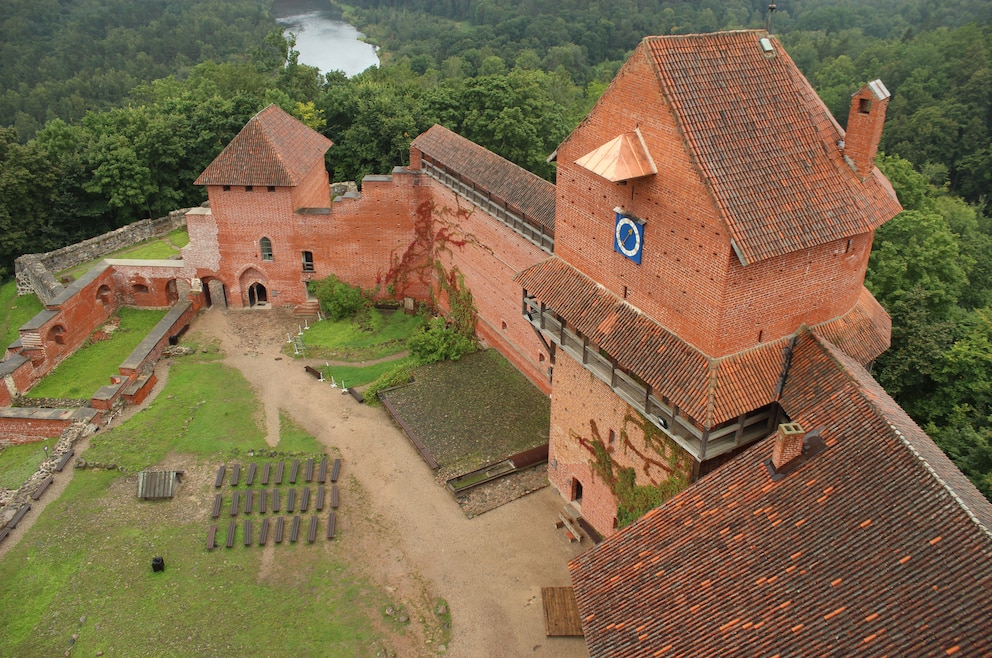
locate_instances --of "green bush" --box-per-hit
[309,274,368,321]
[363,364,414,405]
[408,316,476,364]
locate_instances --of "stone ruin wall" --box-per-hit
[14,210,188,304]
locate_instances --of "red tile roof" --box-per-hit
[195,104,332,187]
[517,257,890,427]
[411,124,555,233]
[642,32,902,265]
[569,330,992,657]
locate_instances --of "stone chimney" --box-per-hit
[772,422,805,470]
[843,80,890,180]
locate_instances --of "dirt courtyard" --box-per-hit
[192,307,588,657]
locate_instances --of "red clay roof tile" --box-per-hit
[195,104,332,187]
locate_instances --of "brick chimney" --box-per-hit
[772,422,805,470]
[843,80,890,180]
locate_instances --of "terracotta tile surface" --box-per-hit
[644,32,902,265]
[195,104,332,187]
[570,331,992,657]
[411,124,556,233]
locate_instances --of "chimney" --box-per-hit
[843,79,890,180]
[772,422,805,470]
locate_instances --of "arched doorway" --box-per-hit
[248,282,268,307]
[201,277,227,309]
[166,279,179,304]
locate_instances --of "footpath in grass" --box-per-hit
[0,355,405,657]
[26,307,166,399]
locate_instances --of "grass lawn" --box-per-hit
[26,308,166,399]
[0,355,396,656]
[58,228,189,281]
[321,355,416,389]
[295,309,423,361]
[0,437,59,489]
[0,279,43,350]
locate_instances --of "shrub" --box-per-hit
[408,316,476,364]
[363,364,414,405]
[309,274,368,321]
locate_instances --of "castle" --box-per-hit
[7,31,991,655]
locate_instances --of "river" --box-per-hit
[272,0,379,77]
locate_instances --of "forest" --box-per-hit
[0,0,989,498]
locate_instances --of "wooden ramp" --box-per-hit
[541,587,584,637]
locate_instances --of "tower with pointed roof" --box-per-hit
[518,30,902,536]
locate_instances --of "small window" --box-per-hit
[858,98,872,114]
[302,251,314,272]
[222,185,231,192]
[245,185,253,192]
[260,237,273,261]
[267,186,276,192]
[608,429,616,446]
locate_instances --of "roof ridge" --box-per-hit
[810,330,992,541]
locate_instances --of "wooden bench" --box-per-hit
[243,519,252,546]
[331,485,340,509]
[243,490,253,514]
[305,458,314,482]
[274,461,284,485]
[304,365,323,380]
[315,486,325,511]
[225,520,236,548]
[307,516,318,543]
[259,518,269,545]
[290,459,300,484]
[259,489,267,514]
[261,462,270,485]
[348,387,364,404]
[287,488,296,513]
[272,489,280,513]
[211,493,222,518]
[274,517,285,544]
[556,513,583,543]
[246,463,256,486]
[326,511,336,540]
[206,525,217,550]
[55,450,74,472]
[214,464,226,488]
[318,457,328,483]
[9,503,31,528]
[229,491,240,516]
[300,487,310,512]
[31,475,54,500]
[0,527,10,544]
[230,463,241,487]
[290,516,301,543]
[330,458,341,483]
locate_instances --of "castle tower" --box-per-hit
[518,31,902,536]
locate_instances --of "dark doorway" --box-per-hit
[571,478,584,503]
[248,282,268,307]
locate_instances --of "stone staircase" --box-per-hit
[293,301,320,317]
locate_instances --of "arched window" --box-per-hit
[132,283,149,294]
[260,237,273,261]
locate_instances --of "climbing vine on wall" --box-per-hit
[575,412,692,529]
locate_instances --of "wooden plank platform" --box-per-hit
[307,515,318,543]
[206,524,217,550]
[305,458,314,482]
[261,462,270,485]
[137,471,181,499]
[274,461,284,485]
[326,511,336,539]
[315,485,325,511]
[541,587,584,637]
[32,475,54,500]
[318,458,327,483]
[290,459,300,484]
[331,458,341,483]
[243,519,252,546]
[259,489,267,514]
[259,518,269,545]
[290,515,301,542]
[272,489,280,513]
[243,490,253,514]
[225,520,236,548]
[214,464,226,487]
[246,463,256,486]
[229,491,239,516]
[300,487,310,512]
[230,463,240,486]
[287,488,296,513]
[55,450,74,472]
[274,516,285,543]
[331,485,340,509]
[211,493,222,518]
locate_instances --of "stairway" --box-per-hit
[293,301,320,317]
